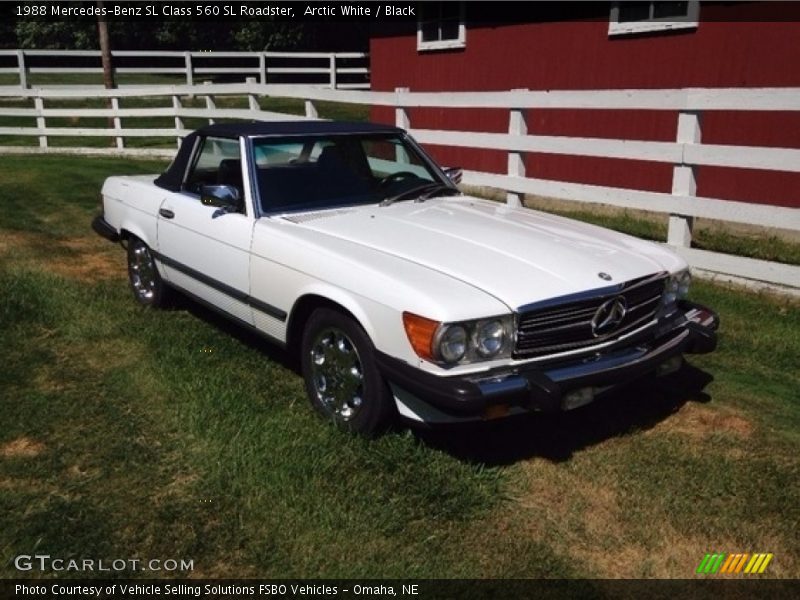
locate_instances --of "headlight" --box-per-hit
[662,269,690,308]
[663,277,679,306]
[474,319,506,358]
[437,324,468,363]
[677,270,691,299]
[403,312,514,365]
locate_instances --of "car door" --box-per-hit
[156,135,255,326]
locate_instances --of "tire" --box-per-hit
[300,307,396,436]
[126,236,172,308]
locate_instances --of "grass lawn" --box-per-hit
[0,73,212,88]
[0,155,798,580]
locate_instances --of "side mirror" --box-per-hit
[200,184,243,212]
[443,167,463,185]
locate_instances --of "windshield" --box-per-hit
[252,133,452,212]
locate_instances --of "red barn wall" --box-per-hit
[369,5,800,208]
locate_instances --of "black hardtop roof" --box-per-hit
[198,120,404,138]
[154,120,406,192]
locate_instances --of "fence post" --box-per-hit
[507,88,528,208]
[394,87,411,163]
[394,87,410,129]
[173,95,183,148]
[17,50,28,89]
[668,110,701,247]
[111,96,123,149]
[34,96,46,148]
[246,77,260,115]
[184,52,194,86]
[204,80,215,125]
[329,53,337,89]
[305,99,318,119]
[259,53,267,84]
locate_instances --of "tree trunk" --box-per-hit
[96,1,115,144]
[96,2,115,89]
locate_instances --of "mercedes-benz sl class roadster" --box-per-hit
[93,121,718,435]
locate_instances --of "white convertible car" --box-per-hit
[93,121,718,435]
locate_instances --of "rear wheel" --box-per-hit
[126,236,171,308]
[301,308,395,436]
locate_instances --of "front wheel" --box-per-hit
[300,308,396,436]
[126,236,171,308]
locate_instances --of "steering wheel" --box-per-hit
[378,171,419,187]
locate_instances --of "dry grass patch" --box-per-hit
[0,228,123,282]
[457,461,624,576]
[648,403,753,439]
[48,236,123,282]
[0,230,32,253]
[1,436,46,459]
[506,460,615,537]
[482,453,791,578]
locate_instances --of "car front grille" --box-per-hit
[513,273,667,359]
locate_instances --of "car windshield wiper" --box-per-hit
[418,183,460,201]
[379,182,459,207]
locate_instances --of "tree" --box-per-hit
[95,1,115,146]
[9,19,369,53]
[14,21,96,49]
[233,21,306,51]
[96,1,115,89]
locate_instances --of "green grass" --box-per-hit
[0,72,202,87]
[693,227,800,265]
[0,155,798,579]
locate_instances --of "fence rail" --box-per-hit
[0,81,798,291]
[0,49,369,89]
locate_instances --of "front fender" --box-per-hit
[289,283,415,363]
[119,221,155,249]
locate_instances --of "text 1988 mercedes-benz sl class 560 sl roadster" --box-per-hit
[93,121,718,436]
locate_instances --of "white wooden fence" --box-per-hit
[0,81,798,291]
[0,49,369,89]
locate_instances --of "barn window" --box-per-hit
[417,1,466,51]
[609,1,699,36]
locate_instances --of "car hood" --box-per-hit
[280,196,684,310]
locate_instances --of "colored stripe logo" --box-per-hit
[696,553,773,575]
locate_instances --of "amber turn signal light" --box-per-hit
[402,312,440,362]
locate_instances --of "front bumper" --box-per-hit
[375,300,719,418]
[91,214,120,243]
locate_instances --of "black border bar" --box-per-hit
[4,1,800,23]
[2,578,798,600]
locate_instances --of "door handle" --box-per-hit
[159,208,175,219]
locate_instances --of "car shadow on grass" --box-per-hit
[411,364,714,467]
[172,293,300,372]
